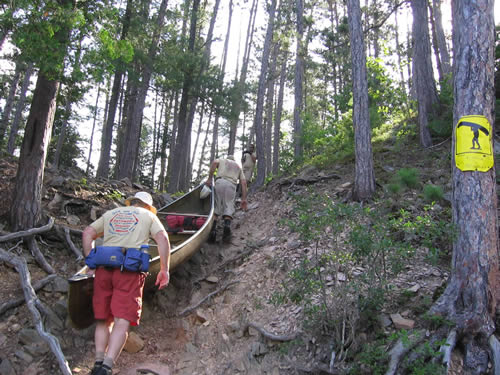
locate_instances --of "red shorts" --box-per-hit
[93,268,147,326]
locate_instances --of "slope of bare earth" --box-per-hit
[0,137,495,375]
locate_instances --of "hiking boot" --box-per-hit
[223,223,231,241]
[208,221,217,243]
[92,365,112,375]
[90,362,103,375]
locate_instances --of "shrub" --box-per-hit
[423,184,444,202]
[397,167,420,189]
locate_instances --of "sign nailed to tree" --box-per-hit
[455,115,493,172]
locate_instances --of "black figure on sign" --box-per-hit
[457,121,489,150]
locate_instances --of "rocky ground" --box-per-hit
[0,138,492,375]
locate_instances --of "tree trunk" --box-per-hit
[265,42,279,176]
[411,0,438,148]
[226,0,258,160]
[196,106,213,180]
[168,0,200,193]
[7,63,34,155]
[10,73,59,231]
[96,0,132,179]
[85,85,101,175]
[253,0,277,189]
[293,0,304,159]
[348,0,376,201]
[273,51,287,175]
[430,1,498,373]
[432,0,451,79]
[117,0,168,180]
[158,91,174,192]
[52,97,72,168]
[0,63,21,148]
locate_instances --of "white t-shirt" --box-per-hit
[91,206,166,248]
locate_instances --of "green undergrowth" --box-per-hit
[271,183,455,372]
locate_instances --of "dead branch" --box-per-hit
[0,274,57,315]
[179,281,240,316]
[244,322,300,342]
[0,247,71,375]
[0,217,55,242]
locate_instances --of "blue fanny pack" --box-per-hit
[85,246,150,272]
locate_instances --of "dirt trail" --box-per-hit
[71,194,279,375]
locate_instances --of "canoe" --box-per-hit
[67,183,214,329]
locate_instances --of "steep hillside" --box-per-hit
[0,137,490,375]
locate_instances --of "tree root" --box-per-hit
[0,247,71,375]
[440,329,457,368]
[26,236,55,274]
[287,359,341,374]
[243,321,300,342]
[0,274,57,315]
[488,334,500,375]
[0,217,56,274]
[54,224,83,261]
[179,281,240,316]
[385,330,426,375]
[0,217,54,242]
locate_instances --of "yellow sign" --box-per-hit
[455,115,493,172]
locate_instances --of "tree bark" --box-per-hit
[411,0,439,148]
[430,1,498,373]
[348,0,376,201]
[10,72,59,231]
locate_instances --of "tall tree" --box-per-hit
[347,0,375,201]
[225,0,258,160]
[117,0,169,180]
[96,0,133,179]
[253,0,277,189]
[411,0,439,148]
[273,50,287,175]
[430,0,451,81]
[0,61,21,148]
[10,0,75,232]
[6,62,33,155]
[429,0,499,372]
[293,0,304,158]
[168,0,200,193]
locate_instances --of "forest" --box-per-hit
[0,0,499,374]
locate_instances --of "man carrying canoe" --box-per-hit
[82,191,171,375]
[206,155,248,242]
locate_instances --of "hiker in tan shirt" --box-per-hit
[206,155,247,242]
